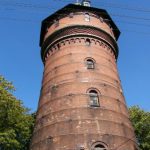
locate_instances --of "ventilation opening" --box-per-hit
[94,144,106,150]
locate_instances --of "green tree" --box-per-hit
[0,75,35,150]
[129,106,150,150]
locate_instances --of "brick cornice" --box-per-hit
[41,25,119,63]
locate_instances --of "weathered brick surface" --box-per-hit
[30,12,138,150]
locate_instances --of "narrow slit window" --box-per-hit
[86,59,95,69]
[89,90,100,107]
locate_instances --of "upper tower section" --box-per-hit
[40,4,120,63]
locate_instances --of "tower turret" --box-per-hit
[30,3,138,150]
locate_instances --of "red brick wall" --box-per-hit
[30,13,137,150]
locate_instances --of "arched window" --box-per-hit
[91,142,107,150]
[88,89,100,107]
[85,13,90,21]
[86,59,95,69]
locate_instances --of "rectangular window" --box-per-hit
[87,62,94,69]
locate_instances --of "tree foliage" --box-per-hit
[129,106,150,150]
[0,75,35,150]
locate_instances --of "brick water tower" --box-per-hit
[30,1,138,150]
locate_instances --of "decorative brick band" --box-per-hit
[41,25,119,63]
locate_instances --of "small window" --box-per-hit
[85,13,90,22]
[88,90,99,107]
[100,17,103,23]
[54,19,59,27]
[86,59,95,69]
[69,13,74,18]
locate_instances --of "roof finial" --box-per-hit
[82,0,91,7]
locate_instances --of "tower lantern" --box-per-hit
[30,2,138,150]
[82,0,91,7]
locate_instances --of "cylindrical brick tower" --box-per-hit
[30,3,138,150]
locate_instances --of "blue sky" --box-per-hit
[0,0,150,112]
